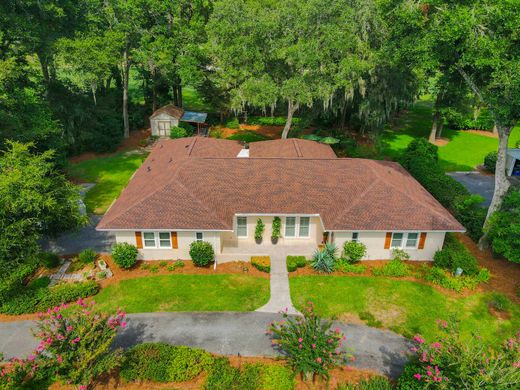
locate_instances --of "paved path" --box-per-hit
[448,172,494,206]
[0,312,411,378]
[256,251,300,315]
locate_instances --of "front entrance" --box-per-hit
[157,120,171,137]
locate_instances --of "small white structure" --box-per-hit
[150,105,184,137]
[150,104,208,137]
[506,149,520,177]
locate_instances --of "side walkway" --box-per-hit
[256,251,300,315]
[0,312,411,378]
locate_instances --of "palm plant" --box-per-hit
[311,249,335,273]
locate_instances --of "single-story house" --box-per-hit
[97,137,464,262]
[150,104,208,137]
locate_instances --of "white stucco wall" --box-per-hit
[115,230,221,260]
[150,113,180,137]
[333,231,446,261]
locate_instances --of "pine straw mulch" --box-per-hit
[50,355,380,390]
[68,129,151,165]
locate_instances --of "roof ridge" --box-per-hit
[187,137,198,156]
[292,139,303,157]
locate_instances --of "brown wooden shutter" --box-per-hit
[384,232,392,249]
[135,232,143,249]
[171,232,178,249]
[418,232,427,249]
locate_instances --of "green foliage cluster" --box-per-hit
[342,241,367,263]
[255,218,265,240]
[372,259,411,278]
[338,376,392,390]
[78,248,97,264]
[267,302,349,380]
[286,256,307,272]
[111,243,138,269]
[445,110,494,131]
[40,252,61,269]
[421,266,490,293]
[335,260,367,274]
[311,243,338,273]
[433,234,479,275]
[251,256,271,273]
[484,151,498,173]
[170,126,189,139]
[487,189,520,263]
[121,343,213,383]
[189,241,215,267]
[167,260,185,272]
[0,281,99,315]
[401,139,485,241]
[271,217,282,239]
[227,131,270,143]
[248,116,300,126]
[402,322,520,388]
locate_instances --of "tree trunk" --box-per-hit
[429,110,440,143]
[173,84,179,106]
[281,101,299,139]
[340,99,347,131]
[122,48,130,139]
[478,125,511,249]
[91,83,97,105]
[492,124,498,134]
[436,120,444,139]
[37,51,51,90]
[177,84,183,107]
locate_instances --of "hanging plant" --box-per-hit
[271,217,281,244]
[255,218,265,243]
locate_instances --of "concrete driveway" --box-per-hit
[0,312,411,378]
[448,172,494,206]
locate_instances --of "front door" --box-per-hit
[157,120,171,136]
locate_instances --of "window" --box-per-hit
[391,233,403,248]
[406,232,419,248]
[391,232,419,249]
[143,232,156,248]
[237,216,247,237]
[196,232,203,241]
[299,217,310,237]
[285,217,296,237]
[159,232,171,248]
[352,232,359,242]
[157,121,171,136]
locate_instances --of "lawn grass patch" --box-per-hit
[290,276,520,344]
[67,152,147,214]
[380,98,520,171]
[94,274,269,313]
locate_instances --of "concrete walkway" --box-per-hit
[0,312,411,378]
[256,251,300,315]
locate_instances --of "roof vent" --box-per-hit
[147,166,151,172]
[237,148,250,158]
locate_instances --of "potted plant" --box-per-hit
[271,216,281,244]
[255,218,265,244]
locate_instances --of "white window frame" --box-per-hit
[142,231,172,249]
[196,232,204,241]
[391,232,419,249]
[236,216,248,238]
[284,216,311,239]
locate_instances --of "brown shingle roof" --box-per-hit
[150,104,184,119]
[249,139,337,158]
[97,139,464,232]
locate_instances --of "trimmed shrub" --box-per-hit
[286,256,306,272]
[261,364,295,390]
[372,259,410,277]
[40,251,61,268]
[170,126,188,139]
[112,243,138,269]
[189,241,215,267]
[252,256,270,273]
[271,217,281,239]
[255,218,265,241]
[484,151,498,172]
[342,241,367,263]
[203,357,240,389]
[167,346,214,382]
[120,343,173,382]
[78,248,97,264]
[454,195,486,242]
[433,234,479,275]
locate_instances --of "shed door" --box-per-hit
[157,120,171,136]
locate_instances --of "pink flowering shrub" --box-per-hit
[267,302,352,380]
[400,320,520,388]
[0,299,126,389]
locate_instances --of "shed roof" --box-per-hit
[150,104,184,119]
[181,111,208,123]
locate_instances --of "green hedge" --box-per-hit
[433,234,479,275]
[0,281,99,315]
[286,256,306,272]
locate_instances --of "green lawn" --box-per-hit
[290,276,519,345]
[67,152,147,214]
[380,99,520,171]
[94,274,270,313]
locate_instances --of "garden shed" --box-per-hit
[150,104,208,137]
[506,148,520,176]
